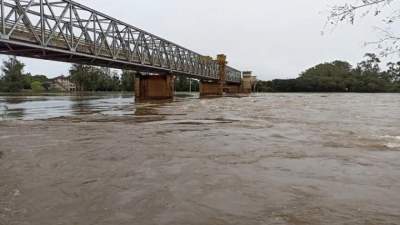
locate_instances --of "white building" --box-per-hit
[50,75,76,92]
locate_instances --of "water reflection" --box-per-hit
[135,104,160,116]
[0,93,196,121]
[69,95,134,116]
[0,93,129,120]
[4,107,25,119]
[2,96,31,104]
[71,97,97,116]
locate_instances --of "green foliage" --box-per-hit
[386,62,400,82]
[0,79,4,92]
[69,64,88,91]
[0,60,199,93]
[31,81,44,92]
[255,81,273,92]
[42,82,51,91]
[296,60,354,92]
[3,53,398,94]
[69,64,121,92]
[30,75,48,83]
[121,70,136,91]
[257,54,400,93]
[175,76,199,92]
[357,53,381,74]
[1,57,27,92]
[0,57,49,92]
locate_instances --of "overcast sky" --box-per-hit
[1,0,399,80]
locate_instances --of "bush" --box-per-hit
[0,79,4,92]
[31,81,44,92]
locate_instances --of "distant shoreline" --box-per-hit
[1,91,399,97]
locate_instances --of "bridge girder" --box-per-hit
[0,0,241,83]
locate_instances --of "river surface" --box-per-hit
[0,93,400,225]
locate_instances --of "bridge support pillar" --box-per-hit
[241,71,256,94]
[135,74,175,100]
[223,83,241,94]
[200,81,223,97]
[200,54,226,97]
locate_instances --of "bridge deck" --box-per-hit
[0,0,241,83]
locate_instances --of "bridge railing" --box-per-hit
[0,0,241,83]
[226,66,242,83]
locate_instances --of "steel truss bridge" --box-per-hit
[0,0,242,83]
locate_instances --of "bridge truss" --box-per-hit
[0,0,242,83]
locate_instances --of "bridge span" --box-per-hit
[0,0,252,99]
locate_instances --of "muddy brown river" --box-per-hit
[0,93,400,225]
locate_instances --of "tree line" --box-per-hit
[70,64,199,92]
[256,53,400,92]
[2,54,400,93]
[0,57,135,92]
[0,57,49,92]
[69,64,135,92]
[0,56,200,93]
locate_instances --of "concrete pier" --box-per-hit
[199,54,227,97]
[241,71,257,93]
[223,84,241,94]
[200,81,223,97]
[133,55,255,100]
[135,74,175,100]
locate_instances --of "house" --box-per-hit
[50,75,76,92]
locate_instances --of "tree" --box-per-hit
[31,81,44,92]
[328,0,393,25]
[386,61,400,82]
[110,70,121,91]
[30,75,48,83]
[255,81,273,92]
[69,64,122,92]
[42,81,51,91]
[1,57,27,92]
[69,64,90,91]
[256,55,400,93]
[298,60,354,92]
[357,53,381,74]
[175,76,190,92]
[175,76,199,92]
[121,70,136,91]
[0,77,4,92]
[327,0,400,55]
[190,79,200,92]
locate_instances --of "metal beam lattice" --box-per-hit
[0,0,241,83]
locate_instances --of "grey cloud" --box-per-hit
[1,0,397,80]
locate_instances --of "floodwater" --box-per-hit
[0,93,400,225]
